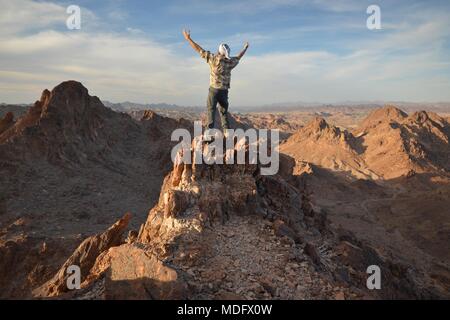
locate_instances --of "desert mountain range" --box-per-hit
[0,81,449,299]
[281,106,450,180]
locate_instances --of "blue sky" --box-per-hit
[1,0,450,105]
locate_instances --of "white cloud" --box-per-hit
[0,30,207,103]
[0,0,449,105]
[0,0,100,35]
[0,0,64,35]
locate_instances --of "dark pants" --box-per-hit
[206,87,230,130]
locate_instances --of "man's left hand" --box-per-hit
[183,29,191,40]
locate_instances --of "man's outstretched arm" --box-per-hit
[183,29,204,54]
[237,42,250,59]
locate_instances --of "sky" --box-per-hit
[1,0,450,106]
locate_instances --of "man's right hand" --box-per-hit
[183,29,191,40]
[183,29,204,54]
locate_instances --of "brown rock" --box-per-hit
[34,213,131,297]
[87,244,188,299]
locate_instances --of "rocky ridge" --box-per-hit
[281,106,450,180]
[0,81,191,298]
[1,82,448,300]
[39,139,447,299]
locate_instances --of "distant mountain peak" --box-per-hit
[369,104,407,120]
[52,80,88,95]
[358,105,408,133]
[299,117,346,141]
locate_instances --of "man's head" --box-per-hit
[218,43,231,59]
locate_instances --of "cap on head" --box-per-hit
[218,43,231,59]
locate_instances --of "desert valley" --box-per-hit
[0,81,449,299]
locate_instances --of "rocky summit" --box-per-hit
[33,135,447,300]
[1,81,449,300]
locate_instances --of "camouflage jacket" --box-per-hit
[200,49,240,90]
